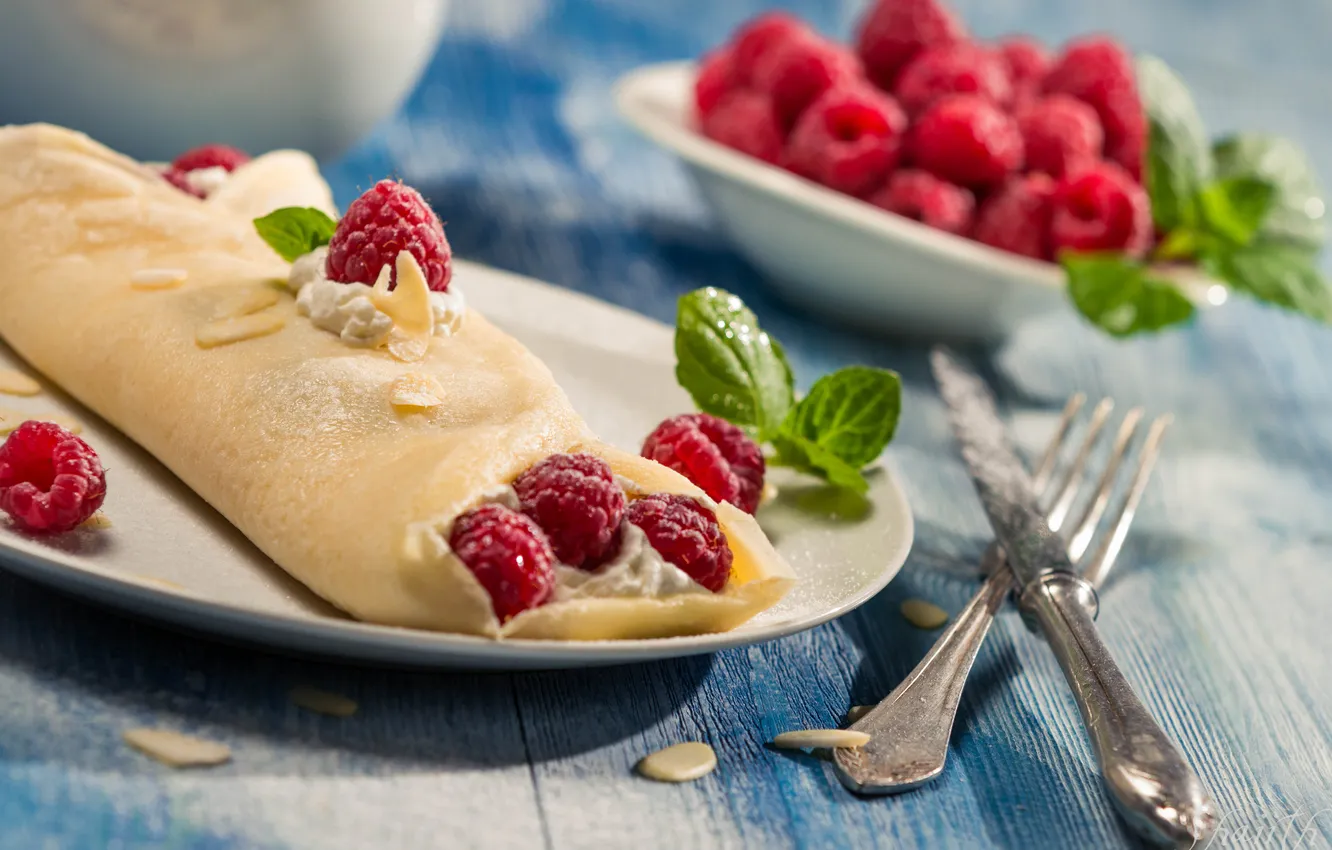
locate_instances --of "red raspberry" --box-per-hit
[641,413,766,515]
[1017,95,1103,178]
[893,43,1012,116]
[1050,162,1152,257]
[171,144,251,173]
[625,494,733,592]
[449,503,554,622]
[973,173,1057,260]
[785,84,907,197]
[994,36,1050,99]
[1043,36,1145,179]
[753,32,861,129]
[854,0,967,91]
[0,421,107,535]
[695,47,740,120]
[325,179,453,293]
[910,94,1023,189]
[512,453,625,569]
[731,11,810,85]
[702,90,785,164]
[870,169,975,236]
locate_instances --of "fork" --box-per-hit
[833,395,1171,792]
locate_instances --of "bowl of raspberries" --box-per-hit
[615,0,1242,340]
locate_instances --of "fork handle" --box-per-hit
[1019,572,1219,848]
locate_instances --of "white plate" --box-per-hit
[0,260,913,670]
[614,61,1070,342]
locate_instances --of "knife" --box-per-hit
[930,347,1218,849]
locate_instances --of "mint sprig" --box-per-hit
[1063,253,1195,337]
[673,288,901,493]
[253,207,337,262]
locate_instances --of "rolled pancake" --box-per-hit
[0,124,794,639]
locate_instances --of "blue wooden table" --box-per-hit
[4,1,1332,847]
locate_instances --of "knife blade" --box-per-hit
[929,346,1073,588]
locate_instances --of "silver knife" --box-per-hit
[930,347,1218,849]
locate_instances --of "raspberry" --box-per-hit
[785,84,907,197]
[0,421,107,535]
[854,0,967,91]
[625,494,733,592]
[1043,36,1145,179]
[1050,162,1152,257]
[994,36,1050,99]
[695,47,740,120]
[893,43,1012,116]
[1017,95,1103,178]
[512,453,625,568]
[325,179,453,293]
[702,90,785,164]
[171,144,250,173]
[869,169,975,236]
[449,503,554,622]
[641,414,766,515]
[753,33,861,129]
[909,94,1023,189]
[973,173,1057,260]
[731,11,809,85]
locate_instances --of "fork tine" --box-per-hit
[1046,398,1113,532]
[1033,393,1086,492]
[1080,414,1173,588]
[1066,408,1144,562]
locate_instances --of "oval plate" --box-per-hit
[0,260,913,670]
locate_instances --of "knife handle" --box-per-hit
[1019,572,1219,849]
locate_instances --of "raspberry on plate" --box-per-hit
[325,179,453,292]
[695,47,740,120]
[994,36,1050,100]
[731,11,810,85]
[449,503,555,622]
[1043,36,1145,179]
[513,452,625,568]
[893,42,1012,116]
[869,169,975,236]
[0,420,106,535]
[785,84,907,197]
[1018,95,1103,178]
[1050,161,1152,257]
[625,494,733,592]
[753,32,861,129]
[171,143,251,174]
[641,413,766,515]
[702,90,786,164]
[909,94,1023,189]
[973,173,1057,260]
[854,0,967,91]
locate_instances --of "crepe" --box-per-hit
[0,124,794,639]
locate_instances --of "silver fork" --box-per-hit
[833,395,1170,791]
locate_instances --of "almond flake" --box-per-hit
[122,728,231,768]
[130,268,188,291]
[288,686,358,717]
[636,742,716,783]
[132,574,185,591]
[196,311,285,348]
[81,513,113,530]
[0,369,41,397]
[845,704,874,724]
[900,599,949,630]
[771,729,870,749]
[210,284,281,320]
[371,252,433,362]
[390,373,446,411]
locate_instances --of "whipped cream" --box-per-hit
[289,247,465,347]
[147,162,230,197]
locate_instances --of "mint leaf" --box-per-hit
[1063,252,1196,337]
[779,366,901,470]
[674,288,794,437]
[770,432,869,494]
[1197,176,1276,247]
[1213,134,1327,250]
[1137,55,1213,231]
[253,207,338,262]
[1201,243,1332,322]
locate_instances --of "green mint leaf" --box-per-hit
[253,207,338,262]
[1213,134,1327,250]
[770,432,869,494]
[1201,242,1332,322]
[1062,252,1196,337]
[674,288,794,437]
[1137,54,1213,231]
[780,366,901,470]
[1197,176,1276,247]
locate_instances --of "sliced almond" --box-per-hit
[130,268,188,291]
[132,574,185,591]
[81,513,113,530]
[122,728,231,768]
[196,311,285,349]
[371,252,433,362]
[845,704,874,725]
[635,742,716,782]
[210,284,281,320]
[390,373,446,411]
[771,729,870,750]
[0,369,41,397]
[288,686,358,718]
[900,599,949,630]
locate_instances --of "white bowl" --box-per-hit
[614,61,1071,342]
[0,0,449,162]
